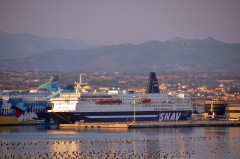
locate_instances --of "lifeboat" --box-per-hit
[97,99,122,104]
[141,98,151,103]
[114,99,122,104]
[97,99,104,104]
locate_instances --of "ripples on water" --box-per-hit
[0,126,240,158]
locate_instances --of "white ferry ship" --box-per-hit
[48,72,192,124]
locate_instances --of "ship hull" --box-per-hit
[0,112,52,126]
[0,116,39,126]
[48,110,192,124]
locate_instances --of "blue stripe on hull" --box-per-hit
[49,111,192,124]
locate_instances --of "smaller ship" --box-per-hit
[0,98,42,125]
[0,75,73,126]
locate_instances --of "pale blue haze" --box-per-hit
[0,0,240,45]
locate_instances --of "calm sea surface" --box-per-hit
[0,126,240,159]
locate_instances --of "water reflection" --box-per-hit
[0,125,58,133]
[0,126,239,158]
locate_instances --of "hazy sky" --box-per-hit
[0,0,240,45]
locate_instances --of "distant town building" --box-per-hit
[159,84,167,91]
[226,106,240,120]
[203,100,227,119]
[98,87,110,92]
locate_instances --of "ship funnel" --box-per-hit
[146,72,160,93]
[49,75,59,82]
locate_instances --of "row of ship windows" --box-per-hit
[0,109,13,114]
[118,95,173,98]
[176,108,191,110]
[227,110,240,113]
[120,99,172,101]
[143,105,172,107]
[78,108,154,111]
[82,97,174,100]
[55,103,74,105]
[17,95,46,98]
[80,101,173,104]
[56,107,69,109]
[154,108,173,110]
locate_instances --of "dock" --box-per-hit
[128,120,240,128]
[60,122,128,128]
[59,120,240,129]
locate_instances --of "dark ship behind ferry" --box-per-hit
[48,72,192,124]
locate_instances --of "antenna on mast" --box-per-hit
[75,73,88,94]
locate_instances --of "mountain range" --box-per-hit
[0,33,240,72]
[0,32,88,59]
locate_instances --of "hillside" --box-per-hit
[0,37,240,72]
[0,32,88,59]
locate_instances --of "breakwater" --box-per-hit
[60,120,240,129]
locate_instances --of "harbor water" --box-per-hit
[0,126,240,159]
